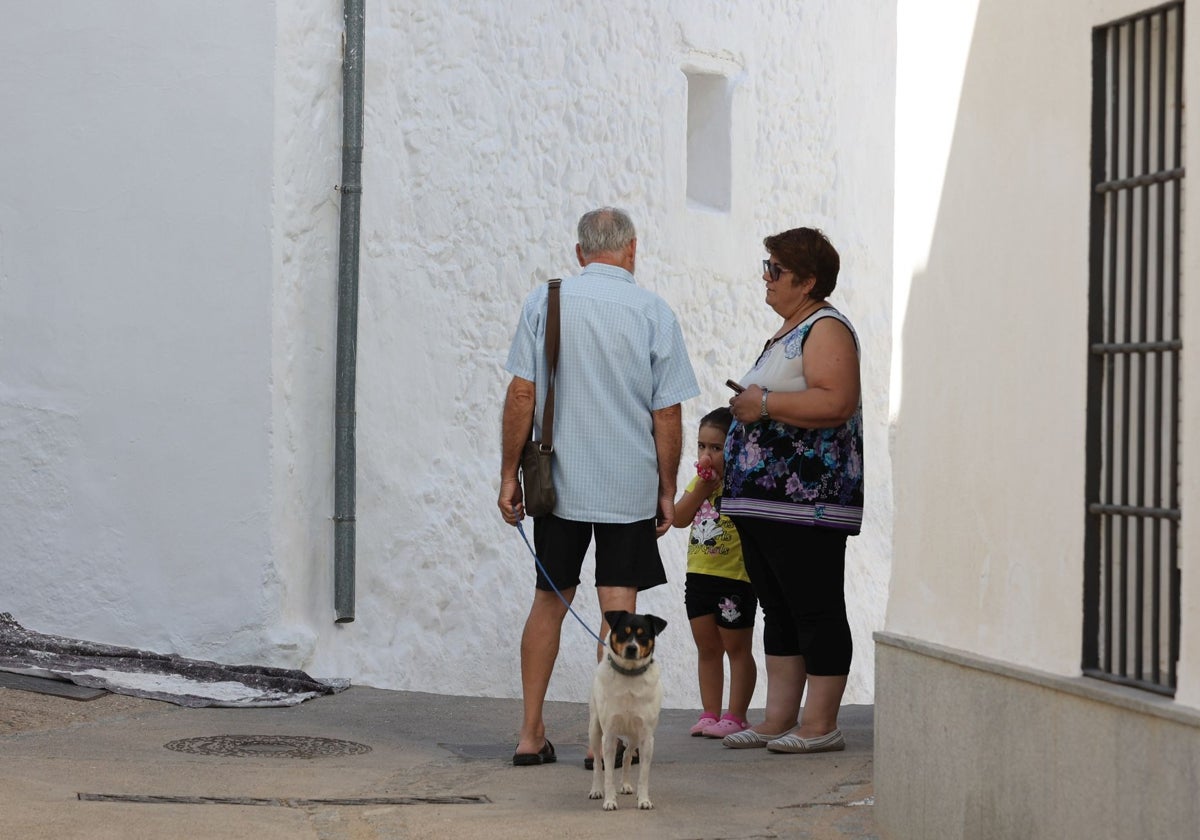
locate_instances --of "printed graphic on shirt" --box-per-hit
[690,499,729,551]
[691,514,724,547]
[686,493,749,582]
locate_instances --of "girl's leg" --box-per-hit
[717,625,757,721]
[690,614,725,717]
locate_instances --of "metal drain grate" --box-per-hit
[164,735,372,759]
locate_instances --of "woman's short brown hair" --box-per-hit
[763,227,840,300]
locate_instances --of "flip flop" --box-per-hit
[512,738,556,766]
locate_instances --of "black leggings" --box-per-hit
[729,517,852,675]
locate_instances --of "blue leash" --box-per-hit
[514,518,606,647]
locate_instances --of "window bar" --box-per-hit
[1102,0,1184,29]
[1089,503,1178,519]
[1101,24,1122,674]
[1095,167,1186,191]
[1150,6,1168,685]
[1167,2,1183,690]
[1091,339,1182,352]
[1083,24,1108,673]
[1131,14,1152,683]
[1118,18,1136,679]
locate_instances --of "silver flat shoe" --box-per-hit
[765,728,845,754]
[722,728,788,749]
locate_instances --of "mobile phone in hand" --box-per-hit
[726,379,745,393]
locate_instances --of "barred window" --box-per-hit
[1084,1,1184,696]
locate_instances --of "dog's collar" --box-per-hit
[607,653,652,677]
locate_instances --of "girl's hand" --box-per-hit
[695,455,719,483]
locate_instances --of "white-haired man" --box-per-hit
[499,207,698,766]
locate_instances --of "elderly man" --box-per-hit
[499,207,698,766]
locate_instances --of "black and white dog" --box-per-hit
[587,610,667,811]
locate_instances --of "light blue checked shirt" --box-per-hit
[505,263,699,522]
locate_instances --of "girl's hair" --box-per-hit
[699,406,733,433]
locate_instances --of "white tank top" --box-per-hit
[741,306,858,393]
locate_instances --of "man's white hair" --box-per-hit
[577,207,636,257]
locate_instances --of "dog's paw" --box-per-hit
[588,789,603,800]
[603,799,619,811]
[638,798,654,810]
[620,782,634,795]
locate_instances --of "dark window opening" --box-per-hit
[1084,1,1184,696]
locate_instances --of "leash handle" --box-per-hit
[515,518,607,648]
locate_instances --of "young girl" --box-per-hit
[673,407,758,738]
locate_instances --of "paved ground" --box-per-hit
[0,684,880,839]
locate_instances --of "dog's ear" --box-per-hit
[604,610,627,630]
[646,614,668,636]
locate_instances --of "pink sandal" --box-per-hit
[689,713,719,736]
[702,713,749,738]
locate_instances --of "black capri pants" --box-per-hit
[728,516,852,675]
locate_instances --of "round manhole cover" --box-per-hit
[164,735,372,759]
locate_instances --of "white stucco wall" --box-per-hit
[293,0,895,709]
[891,0,1199,708]
[0,3,282,659]
[2,1,895,711]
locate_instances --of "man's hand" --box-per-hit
[650,403,682,538]
[500,376,535,526]
[498,478,524,526]
[655,493,674,538]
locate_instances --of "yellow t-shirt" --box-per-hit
[684,476,749,582]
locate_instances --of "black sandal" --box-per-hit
[583,741,636,770]
[512,738,556,766]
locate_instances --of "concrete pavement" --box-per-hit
[1,684,880,839]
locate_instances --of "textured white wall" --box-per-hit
[891,0,1199,708]
[269,0,345,667]
[0,3,281,659]
[290,0,896,709]
[1,1,895,711]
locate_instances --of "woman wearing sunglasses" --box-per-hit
[718,227,864,755]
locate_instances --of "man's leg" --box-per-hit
[595,584,637,658]
[516,586,572,755]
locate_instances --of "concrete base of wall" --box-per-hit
[874,632,1199,840]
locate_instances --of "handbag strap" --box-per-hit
[540,279,561,451]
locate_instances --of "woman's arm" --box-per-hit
[729,318,861,429]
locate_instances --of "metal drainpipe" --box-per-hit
[334,0,364,623]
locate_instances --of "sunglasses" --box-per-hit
[762,259,787,282]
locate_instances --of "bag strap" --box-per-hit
[540,279,561,452]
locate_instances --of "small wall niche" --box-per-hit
[684,71,732,212]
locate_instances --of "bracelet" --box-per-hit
[759,388,770,420]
